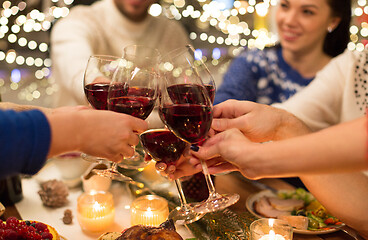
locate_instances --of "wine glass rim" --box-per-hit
[89,54,123,61]
[163,44,195,60]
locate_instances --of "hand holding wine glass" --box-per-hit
[92,45,159,180]
[81,55,124,163]
[159,45,239,214]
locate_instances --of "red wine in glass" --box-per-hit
[160,104,212,143]
[84,83,110,110]
[108,96,155,120]
[166,84,214,105]
[139,129,204,225]
[140,129,187,165]
[205,84,215,104]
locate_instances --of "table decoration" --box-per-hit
[76,191,115,232]
[250,218,293,240]
[38,179,69,207]
[131,195,169,226]
[128,175,256,240]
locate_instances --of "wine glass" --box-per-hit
[160,45,239,214]
[93,45,159,181]
[140,129,204,225]
[81,55,122,163]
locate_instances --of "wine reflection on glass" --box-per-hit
[140,129,204,225]
[160,45,239,214]
[92,45,159,181]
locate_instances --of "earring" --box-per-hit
[327,27,333,33]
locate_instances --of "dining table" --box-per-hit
[0,162,365,240]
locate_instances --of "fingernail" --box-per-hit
[156,162,166,171]
[167,165,176,174]
[190,145,199,152]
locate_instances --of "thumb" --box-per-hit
[212,118,232,132]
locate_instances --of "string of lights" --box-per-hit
[0,0,367,104]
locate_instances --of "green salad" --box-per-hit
[277,188,343,231]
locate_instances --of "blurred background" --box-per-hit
[0,0,367,108]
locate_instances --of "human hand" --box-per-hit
[155,152,201,180]
[77,110,148,162]
[211,100,309,141]
[189,128,263,179]
[48,108,148,162]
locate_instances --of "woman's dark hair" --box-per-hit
[324,0,351,57]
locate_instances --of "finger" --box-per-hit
[120,145,135,158]
[129,118,148,133]
[208,162,238,174]
[167,165,176,174]
[212,118,232,132]
[203,157,226,168]
[127,133,140,147]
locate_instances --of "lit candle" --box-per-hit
[259,230,286,240]
[250,218,293,240]
[77,191,115,232]
[131,195,169,226]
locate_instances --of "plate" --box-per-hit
[246,190,344,235]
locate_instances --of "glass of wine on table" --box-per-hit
[160,45,239,214]
[92,45,160,181]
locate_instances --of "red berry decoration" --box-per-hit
[1,217,54,240]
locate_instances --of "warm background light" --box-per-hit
[0,0,366,106]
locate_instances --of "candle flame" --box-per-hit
[269,230,276,239]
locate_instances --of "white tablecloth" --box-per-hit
[15,162,193,240]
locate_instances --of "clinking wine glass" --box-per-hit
[140,129,204,225]
[160,45,239,214]
[81,55,122,163]
[92,45,159,181]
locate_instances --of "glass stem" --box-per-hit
[174,179,189,209]
[200,159,217,199]
[111,162,118,172]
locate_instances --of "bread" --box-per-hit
[98,232,124,240]
[118,219,183,240]
[97,219,183,240]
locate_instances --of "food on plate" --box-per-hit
[253,188,343,231]
[98,219,183,240]
[278,215,309,230]
[268,197,304,211]
[0,216,60,239]
[253,196,291,218]
[98,232,124,240]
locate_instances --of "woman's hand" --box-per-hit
[211,100,311,141]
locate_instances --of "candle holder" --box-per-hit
[76,191,115,232]
[131,195,169,227]
[250,218,293,240]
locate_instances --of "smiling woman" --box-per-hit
[214,0,351,188]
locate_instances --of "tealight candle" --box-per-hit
[77,191,115,232]
[250,218,293,240]
[131,195,169,227]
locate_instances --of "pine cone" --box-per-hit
[38,179,69,207]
